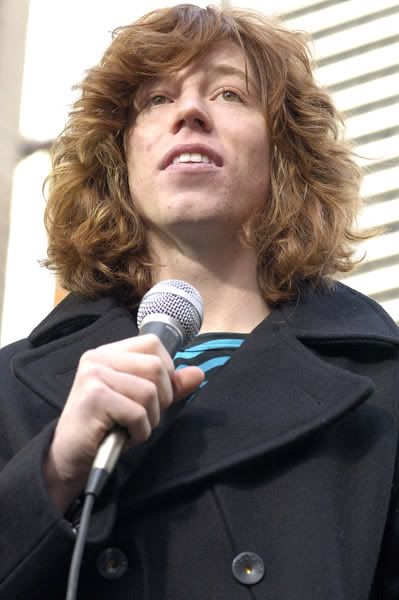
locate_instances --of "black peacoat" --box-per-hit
[0,281,399,599]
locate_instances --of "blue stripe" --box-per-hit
[174,350,203,359]
[174,338,244,360]
[175,356,230,374]
[198,356,230,372]
[187,338,244,351]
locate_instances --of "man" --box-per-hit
[0,4,398,599]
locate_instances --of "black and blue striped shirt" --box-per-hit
[173,332,246,403]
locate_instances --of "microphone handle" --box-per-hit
[85,318,186,497]
[139,317,184,356]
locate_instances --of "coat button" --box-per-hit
[232,552,265,585]
[96,547,128,579]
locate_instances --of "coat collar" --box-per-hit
[280,281,399,345]
[13,299,138,412]
[27,294,124,347]
[25,280,399,351]
[12,282,399,509]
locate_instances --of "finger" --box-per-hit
[93,365,163,428]
[59,385,154,456]
[94,334,175,376]
[172,367,205,401]
[99,390,153,446]
[80,351,173,410]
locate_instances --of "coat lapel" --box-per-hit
[12,297,139,411]
[119,307,376,506]
[11,284,399,510]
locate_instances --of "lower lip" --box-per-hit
[164,163,220,173]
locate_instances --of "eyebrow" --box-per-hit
[208,64,259,95]
[139,62,260,99]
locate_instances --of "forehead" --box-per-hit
[182,40,248,74]
[140,40,259,93]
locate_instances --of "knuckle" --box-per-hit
[134,404,147,422]
[162,390,174,409]
[143,380,158,404]
[152,411,160,428]
[144,334,163,353]
[132,407,151,443]
[149,355,164,378]
[85,379,107,400]
[79,349,97,364]
[79,361,103,380]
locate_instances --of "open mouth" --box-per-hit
[160,144,223,170]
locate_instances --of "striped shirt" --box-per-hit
[119,333,246,485]
[173,333,246,403]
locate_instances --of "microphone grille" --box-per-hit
[137,279,203,343]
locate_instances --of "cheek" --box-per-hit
[250,123,270,161]
[241,133,270,208]
[236,135,269,186]
[249,130,270,178]
[234,119,269,162]
[126,127,155,181]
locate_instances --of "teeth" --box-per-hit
[172,153,214,165]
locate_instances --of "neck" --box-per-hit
[148,233,271,334]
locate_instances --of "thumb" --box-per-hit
[172,366,205,401]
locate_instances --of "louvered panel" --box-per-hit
[340,264,399,296]
[309,13,399,60]
[361,167,399,198]
[355,230,399,265]
[316,43,399,88]
[367,190,399,205]
[277,0,329,12]
[345,104,399,141]
[357,198,399,229]
[354,135,399,168]
[279,0,399,322]
[332,73,398,113]
[284,0,398,36]
[237,0,329,15]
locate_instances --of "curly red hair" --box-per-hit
[44,4,372,306]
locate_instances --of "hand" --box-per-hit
[43,334,204,512]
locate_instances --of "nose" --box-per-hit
[171,94,212,134]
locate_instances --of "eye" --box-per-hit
[148,94,170,106]
[218,88,244,103]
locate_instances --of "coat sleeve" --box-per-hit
[0,422,78,599]
[0,339,118,599]
[371,341,399,600]
[372,434,399,599]
[0,340,76,598]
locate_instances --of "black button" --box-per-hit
[96,547,128,579]
[232,552,265,585]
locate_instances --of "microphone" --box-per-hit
[85,279,204,497]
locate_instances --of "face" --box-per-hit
[125,40,270,246]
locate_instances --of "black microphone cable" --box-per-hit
[65,280,203,600]
[66,491,96,600]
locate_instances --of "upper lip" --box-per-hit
[160,144,224,170]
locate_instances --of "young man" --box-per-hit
[1,5,398,599]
